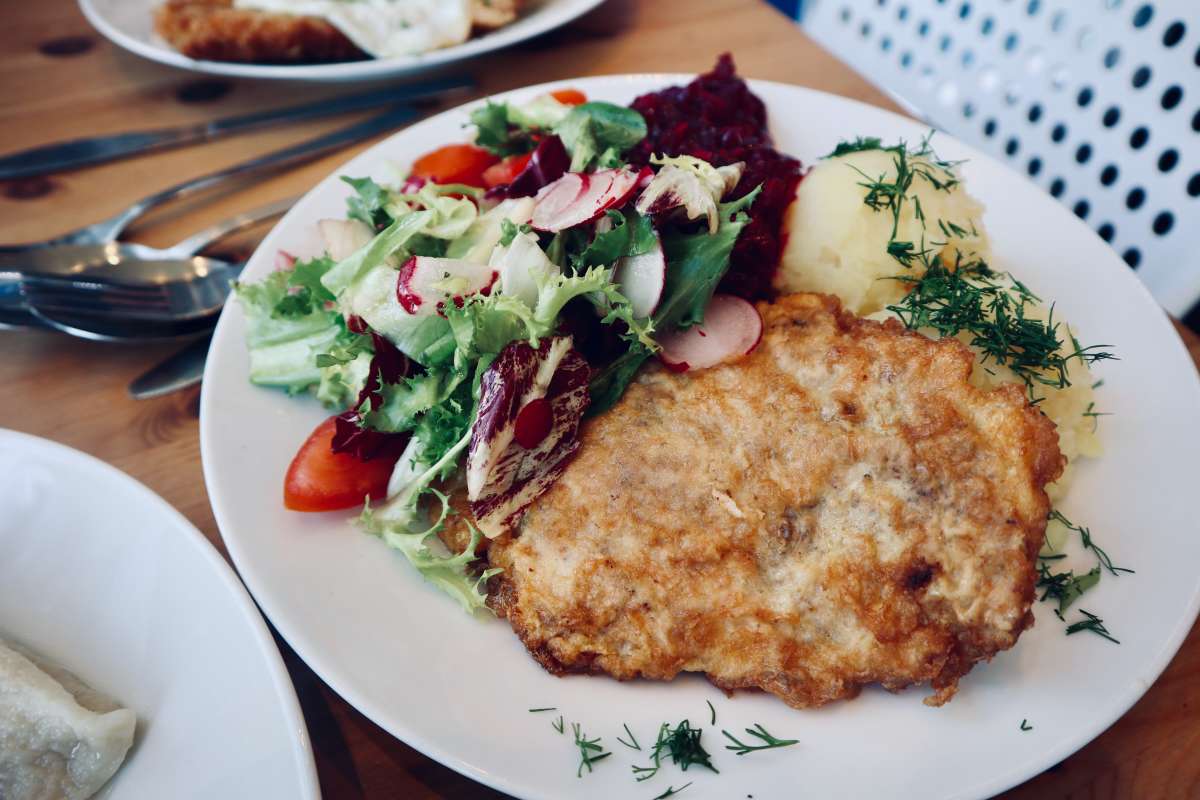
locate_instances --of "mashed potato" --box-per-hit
[779,148,991,314]
[778,144,1102,497]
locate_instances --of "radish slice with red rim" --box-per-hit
[395,256,498,316]
[531,168,641,232]
[657,294,763,372]
[612,237,666,319]
[529,173,588,231]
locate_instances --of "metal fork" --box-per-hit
[0,104,420,255]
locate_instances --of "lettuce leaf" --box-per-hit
[358,375,497,614]
[553,102,647,172]
[586,187,762,414]
[235,268,342,393]
[657,186,761,329]
[342,176,393,230]
[321,210,433,298]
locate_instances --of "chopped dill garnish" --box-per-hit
[1036,562,1101,612]
[618,723,642,751]
[571,722,611,777]
[824,136,883,158]
[1082,401,1112,432]
[707,700,716,726]
[1065,609,1121,644]
[651,783,693,800]
[552,715,565,734]
[528,707,557,713]
[887,258,1115,398]
[1048,510,1134,577]
[721,724,800,756]
[1020,719,1033,731]
[835,134,963,268]
[1092,378,1105,389]
[633,720,719,781]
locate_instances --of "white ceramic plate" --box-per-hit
[0,430,320,800]
[200,76,1200,800]
[77,0,605,83]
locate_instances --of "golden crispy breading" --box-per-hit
[470,0,522,30]
[155,0,364,64]
[154,0,524,64]
[486,293,1063,708]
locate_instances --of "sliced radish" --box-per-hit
[657,294,763,372]
[612,237,666,318]
[529,173,588,231]
[274,250,296,271]
[318,218,375,262]
[530,168,641,232]
[395,256,498,316]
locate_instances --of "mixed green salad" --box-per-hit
[237,87,767,611]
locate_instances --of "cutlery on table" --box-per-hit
[128,333,214,399]
[0,76,472,180]
[1,104,421,256]
[5,197,293,340]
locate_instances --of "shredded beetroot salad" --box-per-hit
[628,54,803,300]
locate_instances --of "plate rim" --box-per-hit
[0,427,322,800]
[200,73,1200,800]
[76,0,606,82]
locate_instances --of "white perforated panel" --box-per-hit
[798,0,1200,315]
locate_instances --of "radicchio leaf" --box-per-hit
[505,135,570,198]
[465,336,590,536]
[331,330,412,461]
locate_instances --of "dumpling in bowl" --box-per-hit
[0,637,136,800]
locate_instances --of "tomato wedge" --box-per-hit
[284,416,400,512]
[482,152,534,188]
[550,88,587,106]
[410,143,499,188]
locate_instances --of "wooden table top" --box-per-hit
[3,1,1199,797]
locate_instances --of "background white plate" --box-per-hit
[200,76,1200,799]
[0,430,320,800]
[78,0,605,83]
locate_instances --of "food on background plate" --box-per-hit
[155,0,525,64]
[236,56,1119,707]
[485,293,1064,707]
[0,637,136,800]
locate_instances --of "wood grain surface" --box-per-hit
[2,1,1198,798]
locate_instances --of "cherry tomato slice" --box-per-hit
[482,152,534,188]
[410,143,499,188]
[283,416,400,512]
[550,88,587,106]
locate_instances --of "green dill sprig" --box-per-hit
[571,722,611,777]
[887,258,1116,397]
[836,134,963,268]
[707,700,716,726]
[528,707,557,713]
[618,723,642,751]
[552,715,564,734]
[633,720,719,781]
[1020,719,1033,731]
[1082,401,1112,432]
[721,724,800,756]
[1048,510,1134,578]
[1065,609,1121,644]
[1036,562,1101,612]
[651,784,693,800]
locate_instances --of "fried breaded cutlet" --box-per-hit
[481,293,1064,708]
[154,0,524,64]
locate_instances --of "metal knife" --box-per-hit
[128,333,214,400]
[0,75,473,181]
